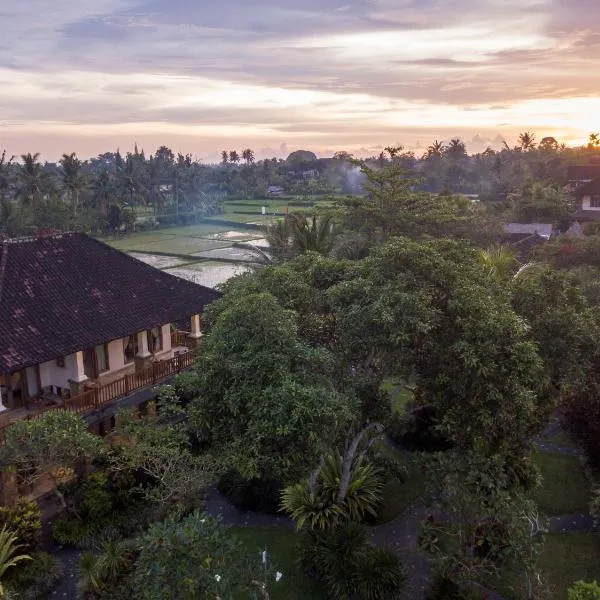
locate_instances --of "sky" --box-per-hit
[1,0,599,161]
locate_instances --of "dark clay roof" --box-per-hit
[0,233,220,374]
[576,177,600,197]
[567,165,600,182]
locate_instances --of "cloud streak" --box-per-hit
[0,0,599,159]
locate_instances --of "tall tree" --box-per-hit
[518,131,537,151]
[15,153,45,211]
[59,152,87,215]
[241,148,255,164]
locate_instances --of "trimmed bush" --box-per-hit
[5,551,63,600]
[299,523,405,600]
[0,498,41,553]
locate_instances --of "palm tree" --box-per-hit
[426,140,446,159]
[90,169,113,216]
[588,133,600,148]
[478,244,518,280]
[15,152,45,210]
[264,218,294,262]
[60,152,87,214]
[518,131,536,151]
[281,454,384,531]
[445,138,466,161]
[221,150,229,165]
[0,525,31,596]
[229,150,240,165]
[290,213,335,256]
[242,148,255,164]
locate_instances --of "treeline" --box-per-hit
[1,132,600,236]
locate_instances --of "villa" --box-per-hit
[0,232,219,418]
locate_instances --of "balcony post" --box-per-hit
[69,351,89,397]
[188,314,203,348]
[135,330,153,373]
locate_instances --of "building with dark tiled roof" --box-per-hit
[574,177,600,221]
[0,232,219,410]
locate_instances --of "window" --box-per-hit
[55,356,65,368]
[123,335,138,363]
[591,195,600,208]
[94,344,109,373]
[147,327,163,354]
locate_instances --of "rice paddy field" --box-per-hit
[105,221,267,289]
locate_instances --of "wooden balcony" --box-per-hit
[171,329,199,351]
[0,352,196,440]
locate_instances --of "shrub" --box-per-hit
[217,470,282,513]
[299,523,405,600]
[569,580,600,599]
[4,551,63,600]
[426,575,481,600]
[0,498,42,552]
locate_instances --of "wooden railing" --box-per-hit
[171,330,198,351]
[0,353,196,439]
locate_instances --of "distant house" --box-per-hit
[503,223,553,239]
[502,223,554,259]
[267,186,284,198]
[0,232,219,413]
[574,177,600,221]
[567,165,600,186]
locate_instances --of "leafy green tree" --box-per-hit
[112,402,218,512]
[133,512,277,600]
[183,292,356,484]
[569,580,600,599]
[0,411,104,514]
[518,131,537,151]
[420,451,545,594]
[510,181,572,223]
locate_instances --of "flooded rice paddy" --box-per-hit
[108,225,267,289]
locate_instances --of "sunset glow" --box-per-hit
[1,0,598,160]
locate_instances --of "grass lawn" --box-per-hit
[539,533,600,598]
[533,451,591,515]
[231,526,325,600]
[381,378,415,414]
[375,440,426,523]
[493,533,600,599]
[540,428,580,449]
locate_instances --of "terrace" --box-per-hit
[0,330,198,439]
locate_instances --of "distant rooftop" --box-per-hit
[503,223,553,239]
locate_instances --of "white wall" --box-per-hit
[106,339,126,373]
[39,353,78,391]
[162,324,172,353]
[582,195,600,211]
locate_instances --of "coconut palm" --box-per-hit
[229,150,240,165]
[518,131,536,151]
[91,169,113,216]
[426,140,446,159]
[445,138,466,161]
[478,244,518,280]
[242,148,255,164]
[589,133,600,148]
[221,150,229,164]
[60,152,87,214]
[264,218,294,262]
[15,152,45,210]
[0,525,31,596]
[290,213,335,256]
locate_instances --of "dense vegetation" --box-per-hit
[3,134,600,598]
